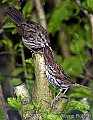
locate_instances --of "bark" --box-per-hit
[14,83,32,120]
[34,0,47,29]
[32,54,52,111]
[0,84,9,120]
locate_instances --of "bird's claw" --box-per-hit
[51,95,68,107]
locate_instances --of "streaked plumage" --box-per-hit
[44,46,74,94]
[6,7,50,53]
[6,7,91,103]
[44,45,91,98]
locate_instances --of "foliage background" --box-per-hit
[0,0,93,119]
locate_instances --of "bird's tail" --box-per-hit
[6,7,25,25]
[72,83,93,90]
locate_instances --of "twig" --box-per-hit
[20,43,27,77]
[0,84,9,120]
[34,0,47,29]
[89,14,93,60]
[59,30,70,58]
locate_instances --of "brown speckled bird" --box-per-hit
[6,7,92,103]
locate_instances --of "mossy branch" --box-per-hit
[32,53,52,111]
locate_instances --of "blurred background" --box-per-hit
[0,0,93,120]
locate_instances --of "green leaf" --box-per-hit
[2,0,8,3]
[0,108,5,120]
[2,36,13,49]
[70,39,85,53]
[33,102,41,111]
[84,24,92,48]
[63,101,90,114]
[13,67,25,76]
[69,87,91,100]
[14,42,23,52]
[3,22,17,34]
[25,105,34,111]
[87,0,93,11]
[12,78,22,86]
[81,0,93,12]
[2,22,16,29]
[11,28,17,34]
[22,2,33,19]
[25,58,34,67]
[7,96,22,109]
[47,113,61,120]
[48,0,78,35]
[57,56,84,77]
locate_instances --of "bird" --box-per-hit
[6,7,92,106]
[6,7,50,54]
[43,45,92,104]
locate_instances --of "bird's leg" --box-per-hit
[51,88,68,107]
[54,88,68,100]
[63,88,69,95]
[55,89,63,100]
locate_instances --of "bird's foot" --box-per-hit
[51,95,68,107]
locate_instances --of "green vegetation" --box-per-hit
[0,0,93,119]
